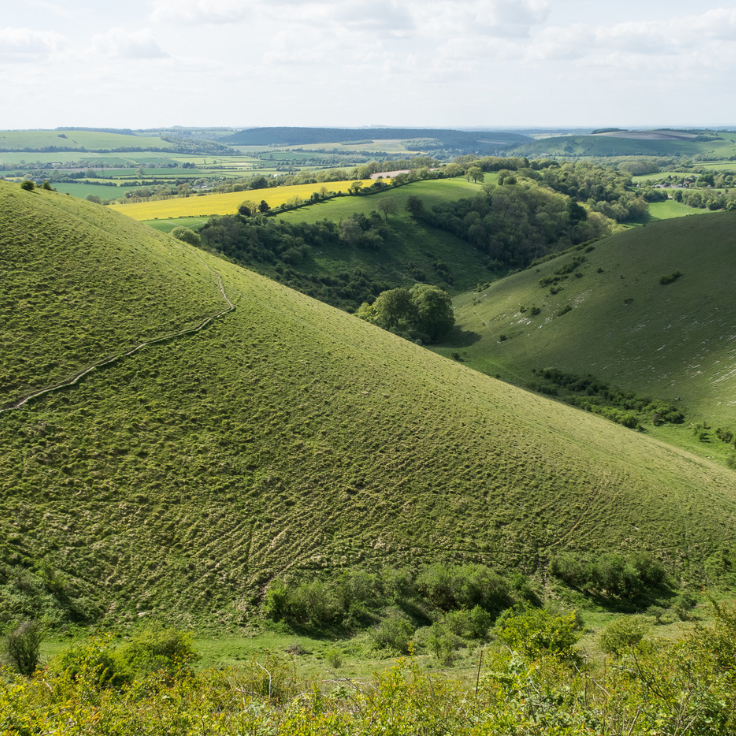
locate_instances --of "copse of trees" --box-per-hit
[406,180,615,272]
[198,213,391,310]
[356,284,455,343]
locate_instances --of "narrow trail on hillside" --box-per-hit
[1,250,235,414]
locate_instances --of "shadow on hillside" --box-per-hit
[441,326,482,348]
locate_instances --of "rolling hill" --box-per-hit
[511,130,736,158]
[0,185,226,403]
[223,127,532,154]
[3,181,736,630]
[436,212,736,431]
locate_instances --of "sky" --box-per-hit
[2,0,736,130]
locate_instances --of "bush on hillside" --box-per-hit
[549,551,668,601]
[600,617,648,656]
[20,180,35,192]
[358,284,455,343]
[370,615,414,654]
[495,605,581,661]
[660,271,683,285]
[2,620,44,676]
[171,226,201,246]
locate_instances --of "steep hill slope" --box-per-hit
[3,188,736,629]
[0,182,226,403]
[437,213,736,428]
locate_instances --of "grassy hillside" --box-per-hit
[512,131,736,158]
[437,212,736,430]
[0,130,174,151]
[223,127,531,151]
[0,182,226,403]
[3,186,736,629]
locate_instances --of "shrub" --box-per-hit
[170,226,201,246]
[558,305,573,316]
[117,625,198,677]
[370,616,414,654]
[2,620,44,676]
[530,306,541,316]
[600,617,648,656]
[660,271,683,285]
[496,605,581,661]
[427,623,463,665]
[325,648,343,669]
[20,180,35,192]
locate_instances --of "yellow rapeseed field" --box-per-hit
[109,180,380,221]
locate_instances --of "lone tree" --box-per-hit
[376,198,398,221]
[466,166,484,184]
[20,180,35,191]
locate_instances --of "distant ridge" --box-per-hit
[223,126,532,151]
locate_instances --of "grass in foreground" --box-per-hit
[8,600,736,735]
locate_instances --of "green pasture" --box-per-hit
[279,176,492,225]
[50,182,122,200]
[646,199,717,220]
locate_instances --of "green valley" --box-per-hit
[3,180,736,636]
[435,212,736,442]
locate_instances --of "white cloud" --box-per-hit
[91,28,168,59]
[23,0,75,18]
[0,27,66,61]
[527,8,736,63]
[151,0,548,38]
[150,0,256,24]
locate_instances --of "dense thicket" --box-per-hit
[199,213,390,309]
[407,180,615,271]
[528,368,686,430]
[535,162,649,221]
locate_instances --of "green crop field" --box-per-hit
[0,130,174,151]
[3,179,736,633]
[435,212,736,438]
[3,179,736,632]
[144,216,212,233]
[48,182,122,200]
[278,176,492,226]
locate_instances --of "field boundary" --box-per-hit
[1,250,234,414]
